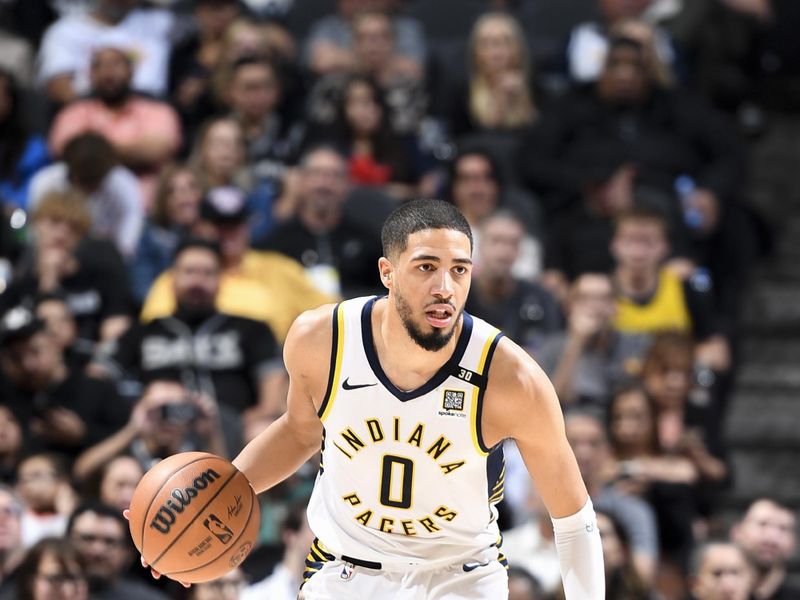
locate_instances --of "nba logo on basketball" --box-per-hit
[203,514,234,544]
[442,390,465,411]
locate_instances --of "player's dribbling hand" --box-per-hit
[122,509,192,588]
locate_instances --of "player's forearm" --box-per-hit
[232,413,319,494]
[552,498,605,599]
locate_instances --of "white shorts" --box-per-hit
[299,542,509,600]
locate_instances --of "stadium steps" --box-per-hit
[720,112,800,521]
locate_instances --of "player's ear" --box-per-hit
[378,257,393,289]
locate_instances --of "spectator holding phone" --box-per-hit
[72,379,229,482]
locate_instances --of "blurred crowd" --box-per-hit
[0,0,797,598]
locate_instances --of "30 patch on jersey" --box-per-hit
[442,389,465,412]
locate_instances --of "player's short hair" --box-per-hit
[381,199,473,259]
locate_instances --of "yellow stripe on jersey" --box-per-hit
[319,304,346,423]
[470,329,501,456]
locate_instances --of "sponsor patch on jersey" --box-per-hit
[442,389,465,412]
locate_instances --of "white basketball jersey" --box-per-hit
[306,296,506,567]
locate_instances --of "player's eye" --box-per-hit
[453,266,468,275]
[418,263,434,272]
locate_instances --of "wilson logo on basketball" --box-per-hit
[149,469,221,534]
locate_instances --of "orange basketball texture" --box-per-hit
[127,452,260,583]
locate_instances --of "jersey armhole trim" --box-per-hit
[318,303,344,422]
[472,330,504,456]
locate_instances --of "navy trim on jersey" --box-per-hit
[486,444,505,505]
[475,332,505,454]
[317,303,341,418]
[360,296,474,402]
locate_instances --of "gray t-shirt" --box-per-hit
[595,486,660,560]
[537,330,652,411]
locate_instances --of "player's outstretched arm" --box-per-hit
[484,339,605,599]
[233,305,333,494]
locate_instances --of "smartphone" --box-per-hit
[159,402,198,425]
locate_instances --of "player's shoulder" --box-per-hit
[283,303,339,370]
[486,335,550,396]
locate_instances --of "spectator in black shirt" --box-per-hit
[519,34,755,323]
[258,146,383,299]
[91,237,285,419]
[0,190,131,344]
[519,34,745,215]
[731,498,800,600]
[0,306,127,460]
[34,292,94,371]
[465,210,561,357]
[168,0,241,146]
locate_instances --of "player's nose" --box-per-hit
[431,270,455,298]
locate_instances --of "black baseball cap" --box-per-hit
[0,306,45,348]
[199,186,250,225]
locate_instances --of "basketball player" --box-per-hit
[140,199,604,598]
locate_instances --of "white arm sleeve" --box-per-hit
[551,498,605,599]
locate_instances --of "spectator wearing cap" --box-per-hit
[141,187,334,342]
[257,146,383,298]
[91,237,286,419]
[0,190,131,344]
[48,46,181,206]
[37,0,174,105]
[0,306,128,460]
[29,133,144,259]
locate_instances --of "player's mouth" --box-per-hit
[425,304,455,328]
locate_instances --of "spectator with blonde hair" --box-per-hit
[447,12,537,138]
[29,133,144,259]
[0,190,131,344]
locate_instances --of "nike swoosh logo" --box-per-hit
[462,560,491,572]
[342,378,377,391]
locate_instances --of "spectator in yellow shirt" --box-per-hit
[140,187,335,342]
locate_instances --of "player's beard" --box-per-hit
[394,289,460,352]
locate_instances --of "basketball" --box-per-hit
[127,452,260,583]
